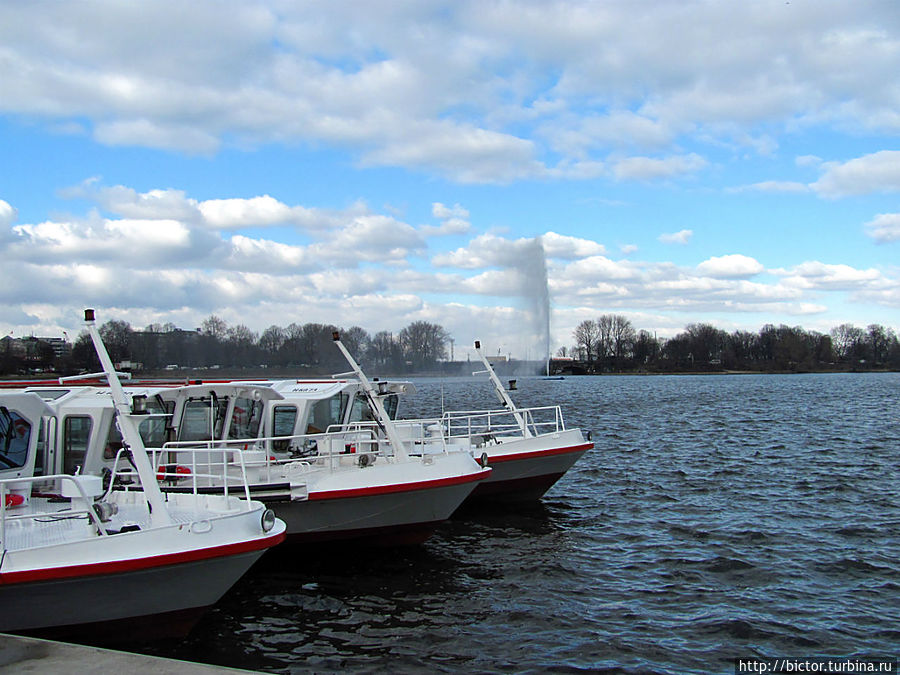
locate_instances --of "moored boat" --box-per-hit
[13,334,489,546]
[0,309,286,639]
[395,340,592,502]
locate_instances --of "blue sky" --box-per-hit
[1,1,898,360]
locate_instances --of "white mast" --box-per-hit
[84,309,174,526]
[472,340,532,438]
[331,332,410,461]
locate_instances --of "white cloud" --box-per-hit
[424,202,472,235]
[773,261,884,289]
[812,151,900,198]
[612,154,707,181]
[201,196,302,229]
[658,229,693,245]
[4,3,899,183]
[696,254,764,279]
[865,213,900,243]
[0,200,17,227]
[727,181,810,194]
[541,232,605,259]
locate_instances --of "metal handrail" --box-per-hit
[1,474,112,552]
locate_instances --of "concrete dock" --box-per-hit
[0,633,258,674]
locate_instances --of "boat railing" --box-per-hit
[152,425,396,484]
[405,404,566,442]
[101,446,258,510]
[0,473,115,548]
[149,417,459,484]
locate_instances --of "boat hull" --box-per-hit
[0,546,269,635]
[280,466,489,544]
[470,431,592,501]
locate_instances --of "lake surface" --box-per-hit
[137,372,899,674]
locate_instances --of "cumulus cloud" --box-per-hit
[773,261,884,289]
[696,254,764,279]
[612,154,707,181]
[812,151,900,198]
[658,229,693,245]
[424,202,471,235]
[0,200,18,227]
[541,232,606,259]
[4,3,898,183]
[865,213,900,243]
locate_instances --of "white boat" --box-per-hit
[0,310,286,638]
[396,340,592,502]
[16,334,489,546]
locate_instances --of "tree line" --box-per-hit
[562,316,900,373]
[3,312,898,378]
[0,316,451,376]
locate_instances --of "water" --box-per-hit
[137,373,899,674]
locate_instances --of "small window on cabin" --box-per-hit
[347,392,399,423]
[272,405,298,452]
[103,423,124,460]
[348,393,375,424]
[138,398,170,447]
[179,397,229,442]
[307,393,348,434]
[0,407,32,470]
[180,399,214,441]
[63,416,92,474]
[383,394,399,419]
[34,418,46,476]
[229,397,263,441]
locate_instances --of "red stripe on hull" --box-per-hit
[0,530,285,585]
[307,468,490,501]
[487,442,593,463]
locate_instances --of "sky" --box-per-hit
[1,0,898,361]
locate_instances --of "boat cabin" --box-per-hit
[9,378,414,481]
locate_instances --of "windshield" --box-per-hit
[306,393,348,433]
[0,406,31,470]
[179,396,229,442]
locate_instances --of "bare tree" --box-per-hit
[399,321,449,370]
[573,319,599,364]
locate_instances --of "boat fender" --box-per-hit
[358,453,370,468]
[478,452,489,468]
[4,493,25,508]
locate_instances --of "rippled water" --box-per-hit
[138,373,899,674]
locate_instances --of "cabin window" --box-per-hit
[383,394,399,419]
[34,419,46,475]
[348,392,399,423]
[306,393,348,434]
[63,416,92,474]
[179,396,229,442]
[103,423,124,460]
[229,397,263,441]
[138,398,170,447]
[271,405,298,452]
[0,407,31,470]
[348,393,375,423]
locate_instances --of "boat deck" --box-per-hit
[1,492,248,555]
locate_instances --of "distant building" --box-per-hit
[35,337,71,359]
